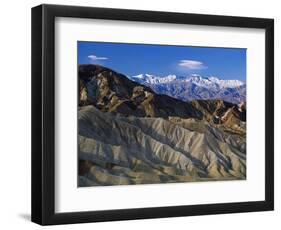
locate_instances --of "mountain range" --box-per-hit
[78,64,246,186]
[128,73,246,104]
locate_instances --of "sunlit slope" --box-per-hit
[79,106,246,186]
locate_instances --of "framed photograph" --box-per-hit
[31,4,274,225]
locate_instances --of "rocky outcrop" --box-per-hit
[79,106,246,186]
[79,65,246,132]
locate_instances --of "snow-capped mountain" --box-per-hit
[185,75,244,88]
[128,74,246,104]
[131,74,177,84]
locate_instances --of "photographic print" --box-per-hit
[78,42,246,187]
[32,5,274,224]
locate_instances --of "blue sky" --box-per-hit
[78,41,246,82]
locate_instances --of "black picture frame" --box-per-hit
[31,4,274,225]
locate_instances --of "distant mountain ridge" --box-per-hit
[128,73,246,104]
[131,74,178,84]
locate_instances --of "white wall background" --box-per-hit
[0,0,279,228]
